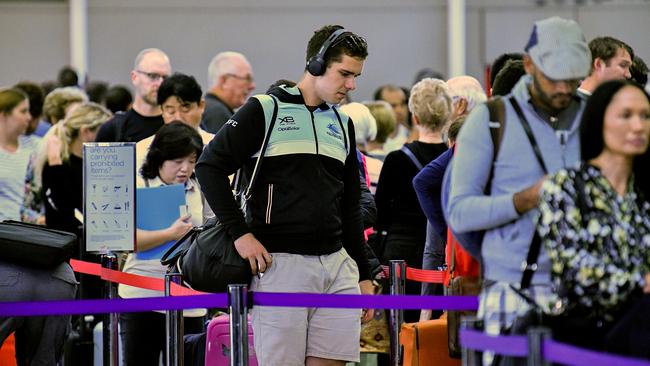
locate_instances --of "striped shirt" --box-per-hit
[0,145,33,221]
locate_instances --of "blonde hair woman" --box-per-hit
[363,100,397,161]
[373,78,452,323]
[42,86,88,126]
[37,102,111,234]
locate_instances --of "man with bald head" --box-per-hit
[446,75,487,123]
[201,51,256,134]
[96,48,172,142]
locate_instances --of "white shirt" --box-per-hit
[0,144,33,221]
[119,175,213,316]
[382,124,410,153]
[135,127,214,174]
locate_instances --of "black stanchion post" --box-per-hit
[165,273,184,366]
[228,284,249,366]
[460,316,483,366]
[527,326,551,366]
[389,260,406,366]
[101,253,119,366]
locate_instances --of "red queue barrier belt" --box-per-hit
[70,259,205,297]
[380,265,445,284]
[71,259,446,291]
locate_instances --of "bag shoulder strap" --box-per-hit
[520,233,542,290]
[521,168,576,288]
[331,106,350,153]
[509,96,550,289]
[509,97,549,175]
[400,145,423,171]
[241,94,279,201]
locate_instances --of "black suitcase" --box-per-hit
[0,220,77,268]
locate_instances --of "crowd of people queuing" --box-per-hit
[0,15,649,366]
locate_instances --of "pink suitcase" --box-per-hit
[205,314,258,366]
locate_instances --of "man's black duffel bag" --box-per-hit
[0,220,77,268]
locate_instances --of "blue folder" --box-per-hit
[135,184,186,260]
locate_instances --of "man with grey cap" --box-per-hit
[447,16,590,359]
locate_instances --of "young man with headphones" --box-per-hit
[196,25,374,365]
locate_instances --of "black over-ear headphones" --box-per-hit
[306,28,348,77]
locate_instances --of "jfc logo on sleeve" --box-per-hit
[225,119,238,127]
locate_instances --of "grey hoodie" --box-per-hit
[448,75,585,284]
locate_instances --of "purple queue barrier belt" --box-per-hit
[253,293,478,310]
[0,294,229,317]
[0,293,478,317]
[459,328,528,357]
[460,328,650,366]
[544,339,650,366]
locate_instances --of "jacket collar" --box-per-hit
[511,75,583,132]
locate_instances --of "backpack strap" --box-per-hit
[486,97,507,161]
[114,111,132,142]
[450,230,457,279]
[400,145,423,171]
[485,97,506,193]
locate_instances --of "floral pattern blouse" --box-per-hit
[537,163,650,322]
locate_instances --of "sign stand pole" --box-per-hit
[102,252,119,366]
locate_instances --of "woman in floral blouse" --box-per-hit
[537,80,650,349]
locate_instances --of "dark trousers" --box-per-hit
[0,261,77,366]
[119,311,205,366]
[382,234,425,324]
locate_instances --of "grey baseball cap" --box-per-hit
[524,16,591,80]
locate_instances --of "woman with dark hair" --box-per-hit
[536,80,650,352]
[118,121,212,365]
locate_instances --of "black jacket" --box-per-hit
[196,85,370,280]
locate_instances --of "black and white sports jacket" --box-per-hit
[196,84,369,281]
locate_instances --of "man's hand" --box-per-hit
[513,176,547,215]
[234,233,272,275]
[359,279,375,323]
